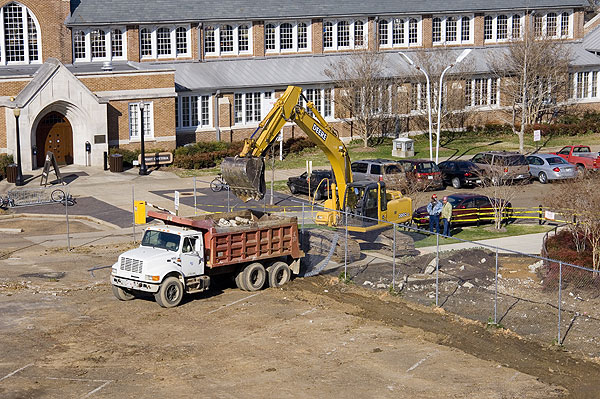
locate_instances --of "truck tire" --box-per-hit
[267,261,291,288]
[154,276,184,308]
[234,270,247,291]
[241,262,266,291]
[112,284,135,301]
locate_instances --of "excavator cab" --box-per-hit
[343,182,385,228]
[221,156,266,202]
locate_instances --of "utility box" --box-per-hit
[134,201,146,224]
[392,138,414,158]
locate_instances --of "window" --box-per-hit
[1,3,41,65]
[432,15,472,44]
[129,102,154,139]
[177,95,211,129]
[176,26,187,55]
[204,26,215,53]
[379,16,420,47]
[262,20,311,53]
[497,15,508,40]
[324,19,364,50]
[233,91,273,125]
[561,12,569,36]
[512,15,521,38]
[547,13,557,37]
[484,16,493,40]
[238,25,249,52]
[73,27,127,62]
[534,15,543,37]
[465,78,500,107]
[297,87,334,118]
[220,25,233,53]
[593,72,598,98]
[139,25,190,58]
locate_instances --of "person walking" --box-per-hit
[426,194,442,234]
[441,196,453,237]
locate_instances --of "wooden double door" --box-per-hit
[36,112,73,166]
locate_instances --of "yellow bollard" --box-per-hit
[134,200,146,224]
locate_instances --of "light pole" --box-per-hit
[399,52,433,161]
[13,108,24,186]
[435,48,472,163]
[138,102,148,175]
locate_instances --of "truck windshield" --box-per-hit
[141,230,180,251]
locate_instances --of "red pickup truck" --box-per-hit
[554,145,600,173]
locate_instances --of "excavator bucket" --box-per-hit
[220,156,266,202]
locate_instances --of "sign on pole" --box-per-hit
[174,190,180,215]
[533,129,541,142]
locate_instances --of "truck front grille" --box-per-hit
[120,257,143,274]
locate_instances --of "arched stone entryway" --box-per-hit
[35,111,74,166]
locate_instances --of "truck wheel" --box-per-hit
[241,262,266,291]
[289,183,298,194]
[234,270,247,291]
[112,285,135,301]
[155,276,184,308]
[267,261,291,288]
[313,189,324,201]
[577,164,585,176]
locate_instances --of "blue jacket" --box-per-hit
[427,200,442,216]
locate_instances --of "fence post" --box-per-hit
[435,232,439,307]
[344,210,348,280]
[392,223,396,289]
[558,261,563,345]
[539,205,543,225]
[495,246,499,324]
[65,188,70,251]
[477,207,480,227]
[227,185,231,213]
[193,177,197,215]
[131,185,136,243]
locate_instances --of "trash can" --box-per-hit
[6,164,17,183]
[109,154,123,173]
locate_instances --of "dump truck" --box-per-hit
[111,209,303,308]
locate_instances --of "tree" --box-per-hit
[325,50,394,148]
[489,23,572,154]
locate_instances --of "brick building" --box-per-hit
[0,0,598,169]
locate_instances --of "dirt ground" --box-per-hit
[1,232,600,398]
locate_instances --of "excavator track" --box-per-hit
[301,229,362,263]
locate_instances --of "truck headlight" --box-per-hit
[112,267,117,275]
[145,275,160,281]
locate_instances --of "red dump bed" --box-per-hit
[148,209,302,268]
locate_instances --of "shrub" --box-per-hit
[109,148,140,166]
[0,154,14,178]
[172,141,245,170]
[283,137,316,154]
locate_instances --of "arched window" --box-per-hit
[484,16,493,40]
[393,19,405,45]
[511,15,521,38]
[497,15,508,39]
[323,21,333,48]
[220,25,233,52]
[1,2,41,64]
[354,21,364,47]
[561,12,569,36]
[157,27,171,55]
[111,29,123,57]
[461,17,470,41]
[90,29,106,58]
[408,18,418,44]
[547,13,557,37]
[378,19,388,46]
[265,24,276,50]
[73,30,86,60]
[176,26,187,55]
[280,23,293,50]
[337,21,349,47]
[446,17,457,42]
[204,26,215,53]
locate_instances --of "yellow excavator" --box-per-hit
[221,85,413,235]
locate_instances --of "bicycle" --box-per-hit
[210,175,229,192]
[0,194,14,209]
[50,189,77,206]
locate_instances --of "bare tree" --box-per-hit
[326,50,394,148]
[545,176,600,270]
[489,24,572,154]
[475,167,526,230]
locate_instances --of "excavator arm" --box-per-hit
[221,86,352,203]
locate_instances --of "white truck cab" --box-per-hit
[111,226,208,307]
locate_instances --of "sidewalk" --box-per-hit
[418,232,547,255]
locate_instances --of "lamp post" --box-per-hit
[138,102,148,175]
[434,49,472,163]
[399,52,433,161]
[13,108,24,186]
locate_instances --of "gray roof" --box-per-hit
[583,25,600,52]
[135,43,600,92]
[66,0,588,26]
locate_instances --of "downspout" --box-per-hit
[215,90,221,141]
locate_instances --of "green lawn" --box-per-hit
[411,223,555,248]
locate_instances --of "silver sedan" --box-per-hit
[526,154,577,184]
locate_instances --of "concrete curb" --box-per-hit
[0,212,121,230]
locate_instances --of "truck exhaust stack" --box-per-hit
[220,156,266,202]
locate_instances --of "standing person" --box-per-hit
[426,194,442,234]
[441,196,453,237]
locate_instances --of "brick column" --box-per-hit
[254,21,265,56]
[368,18,377,51]
[128,26,140,62]
[473,14,484,46]
[191,24,199,60]
[573,9,584,40]
[313,19,323,54]
[422,15,433,48]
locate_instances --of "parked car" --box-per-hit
[412,193,512,227]
[396,159,444,191]
[553,145,600,173]
[526,154,577,184]
[470,151,530,184]
[287,170,333,200]
[437,160,483,189]
[350,159,407,189]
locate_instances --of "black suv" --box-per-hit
[287,170,332,200]
[437,160,482,189]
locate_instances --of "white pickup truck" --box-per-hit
[111,210,302,308]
